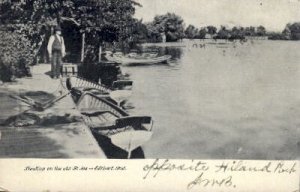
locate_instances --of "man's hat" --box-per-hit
[54,25,61,32]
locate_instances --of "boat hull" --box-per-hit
[91,132,145,159]
[66,76,132,106]
[75,92,153,157]
[105,54,172,66]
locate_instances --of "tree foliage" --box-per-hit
[216,26,230,39]
[256,25,266,36]
[0,27,34,81]
[184,24,268,40]
[185,25,198,39]
[206,26,217,35]
[283,22,300,40]
[147,13,185,42]
[0,0,141,63]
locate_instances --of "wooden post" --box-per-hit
[98,45,102,62]
[81,32,85,62]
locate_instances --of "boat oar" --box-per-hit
[9,91,70,111]
[9,95,36,106]
[9,95,44,111]
[39,92,70,110]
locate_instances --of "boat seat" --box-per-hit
[86,116,152,131]
[81,110,114,116]
[82,111,118,128]
[112,80,133,90]
[85,120,116,129]
[115,116,152,130]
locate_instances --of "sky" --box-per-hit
[134,0,300,32]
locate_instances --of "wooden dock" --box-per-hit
[0,64,106,158]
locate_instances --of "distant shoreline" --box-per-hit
[141,38,299,47]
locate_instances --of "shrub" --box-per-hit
[0,28,34,82]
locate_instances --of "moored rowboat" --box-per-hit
[66,76,133,106]
[104,51,172,66]
[76,92,153,158]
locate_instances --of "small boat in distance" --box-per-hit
[76,92,153,158]
[104,51,172,66]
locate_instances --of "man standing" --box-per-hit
[47,25,66,78]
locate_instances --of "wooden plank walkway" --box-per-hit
[0,64,106,158]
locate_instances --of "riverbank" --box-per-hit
[0,64,106,158]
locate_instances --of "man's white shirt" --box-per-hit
[47,34,66,57]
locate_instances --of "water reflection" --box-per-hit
[124,40,300,159]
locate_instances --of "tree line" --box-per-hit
[269,23,300,40]
[131,13,268,42]
[135,12,300,42]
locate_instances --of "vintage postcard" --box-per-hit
[0,0,299,191]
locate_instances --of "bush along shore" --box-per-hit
[0,26,35,82]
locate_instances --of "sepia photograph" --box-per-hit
[0,0,299,161]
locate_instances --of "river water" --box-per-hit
[123,39,300,159]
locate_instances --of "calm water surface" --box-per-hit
[123,40,300,159]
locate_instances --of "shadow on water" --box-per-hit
[92,132,145,159]
[123,61,170,67]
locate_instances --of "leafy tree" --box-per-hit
[150,13,185,42]
[267,32,286,40]
[185,24,198,39]
[282,24,291,40]
[145,22,163,43]
[130,20,148,44]
[216,26,230,39]
[256,25,266,36]
[230,26,245,39]
[244,26,256,36]
[206,25,217,35]
[197,27,206,39]
[284,22,300,40]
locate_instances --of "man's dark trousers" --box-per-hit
[51,51,62,78]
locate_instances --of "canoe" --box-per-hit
[77,92,153,158]
[105,52,172,66]
[66,76,133,106]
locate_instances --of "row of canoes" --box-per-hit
[66,76,153,159]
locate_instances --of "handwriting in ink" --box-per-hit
[215,161,297,174]
[187,172,235,190]
[143,159,209,179]
[215,161,272,173]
